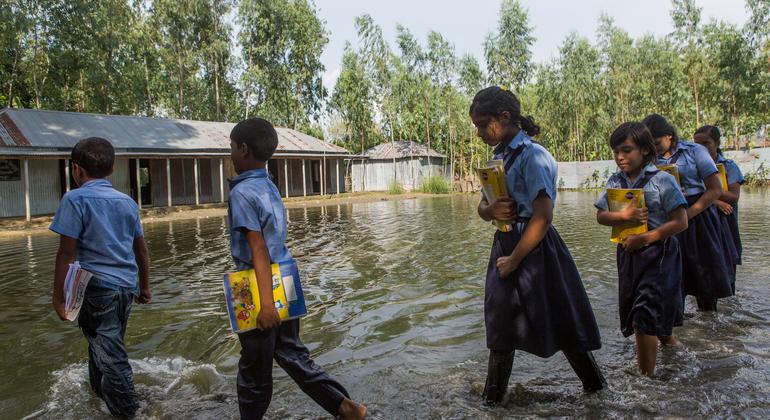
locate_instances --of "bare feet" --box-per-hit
[338,398,367,420]
[658,335,681,347]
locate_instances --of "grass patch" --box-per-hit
[745,162,770,187]
[386,179,405,195]
[419,175,452,194]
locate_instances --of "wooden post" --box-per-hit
[301,159,307,196]
[219,158,225,203]
[336,159,340,194]
[166,158,172,207]
[64,158,70,192]
[321,156,326,196]
[135,158,142,208]
[283,158,289,198]
[23,158,30,222]
[194,158,200,205]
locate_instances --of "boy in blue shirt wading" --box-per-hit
[227,118,366,420]
[50,137,151,417]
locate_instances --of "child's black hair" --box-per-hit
[695,124,722,154]
[230,117,278,161]
[71,137,115,178]
[609,122,656,166]
[469,86,540,136]
[642,113,679,143]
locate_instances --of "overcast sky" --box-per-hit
[315,0,751,91]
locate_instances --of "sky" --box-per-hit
[314,0,751,91]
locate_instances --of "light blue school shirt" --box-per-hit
[493,130,558,218]
[717,154,745,186]
[656,140,718,197]
[49,179,143,290]
[228,168,293,271]
[595,163,688,230]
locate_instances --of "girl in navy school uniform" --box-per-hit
[471,86,605,406]
[642,114,736,312]
[694,125,745,293]
[595,122,689,377]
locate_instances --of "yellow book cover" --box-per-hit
[656,164,681,186]
[223,260,307,333]
[478,160,513,232]
[717,163,728,191]
[607,188,648,243]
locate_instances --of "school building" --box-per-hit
[349,140,451,191]
[0,108,351,220]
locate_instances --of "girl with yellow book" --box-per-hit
[595,122,688,377]
[645,114,735,312]
[694,125,744,294]
[472,87,605,406]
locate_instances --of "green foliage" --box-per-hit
[744,162,770,187]
[579,169,603,190]
[386,179,405,195]
[419,175,452,194]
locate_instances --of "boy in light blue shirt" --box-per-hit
[50,137,151,417]
[227,118,366,419]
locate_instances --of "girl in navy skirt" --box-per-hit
[595,122,688,376]
[694,125,745,293]
[643,114,735,311]
[471,86,605,405]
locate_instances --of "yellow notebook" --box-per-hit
[223,260,307,333]
[656,164,681,186]
[716,163,728,191]
[607,188,648,243]
[478,159,513,232]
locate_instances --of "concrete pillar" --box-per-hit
[166,158,172,207]
[194,158,200,205]
[219,158,225,203]
[336,159,340,194]
[321,157,326,196]
[302,159,307,196]
[23,158,30,222]
[135,158,142,208]
[284,158,289,198]
[64,158,70,192]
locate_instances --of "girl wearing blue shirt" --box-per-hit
[595,122,688,377]
[643,114,735,311]
[694,125,744,293]
[471,87,605,406]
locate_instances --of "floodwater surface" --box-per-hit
[1,191,769,419]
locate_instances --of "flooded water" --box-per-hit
[1,191,769,419]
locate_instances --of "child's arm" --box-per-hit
[596,196,649,227]
[687,173,722,219]
[133,237,151,304]
[52,236,77,321]
[478,197,517,222]
[622,207,688,252]
[245,229,281,330]
[718,182,741,204]
[496,191,549,278]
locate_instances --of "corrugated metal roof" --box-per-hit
[0,108,349,155]
[364,140,445,160]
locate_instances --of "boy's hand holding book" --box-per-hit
[621,196,648,225]
[53,297,67,321]
[257,304,281,330]
[621,234,648,252]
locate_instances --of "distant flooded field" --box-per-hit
[2,190,769,419]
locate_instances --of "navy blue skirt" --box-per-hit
[719,211,742,266]
[678,195,734,299]
[616,237,683,337]
[485,222,602,357]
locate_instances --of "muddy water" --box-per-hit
[1,191,769,419]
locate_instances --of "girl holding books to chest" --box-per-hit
[471,86,605,406]
[694,125,744,294]
[643,114,737,312]
[595,122,689,377]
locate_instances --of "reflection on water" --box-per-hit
[1,191,769,418]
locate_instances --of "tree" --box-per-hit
[484,0,535,89]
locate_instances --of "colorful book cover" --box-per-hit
[478,160,513,232]
[607,188,648,243]
[223,259,307,333]
[63,262,93,321]
[656,164,681,186]
[717,163,729,191]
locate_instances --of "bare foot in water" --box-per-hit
[658,335,681,347]
[338,398,367,420]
